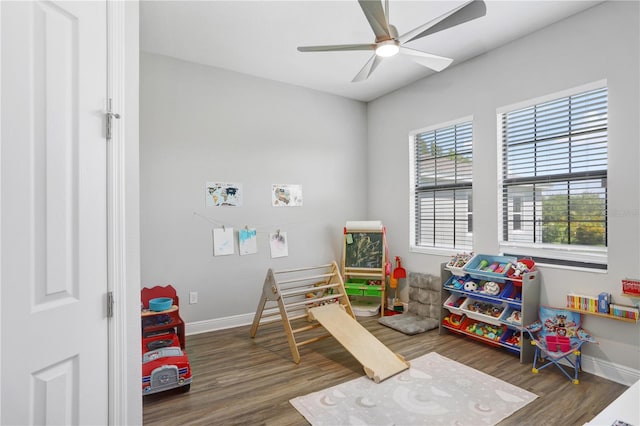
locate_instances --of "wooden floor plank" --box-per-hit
[143,315,629,425]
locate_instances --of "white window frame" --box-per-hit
[497,80,608,267]
[409,116,474,255]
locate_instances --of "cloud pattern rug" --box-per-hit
[290,352,537,425]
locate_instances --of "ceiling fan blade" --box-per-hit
[398,0,486,44]
[352,54,383,82]
[400,47,453,72]
[358,0,391,40]
[297,43,376,53]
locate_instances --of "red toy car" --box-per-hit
[142,331,192,395]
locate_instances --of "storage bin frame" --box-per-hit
[439,261,540,363]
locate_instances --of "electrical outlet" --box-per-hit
[189,291,198,304]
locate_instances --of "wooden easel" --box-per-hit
[250,261,409,382]
[250,262,354,364]
[342,221,387,316]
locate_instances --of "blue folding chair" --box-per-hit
[524,306,597,384]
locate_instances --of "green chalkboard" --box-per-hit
[344,232,384,269]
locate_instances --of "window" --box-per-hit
[512,196,522,231]
[499,86,608,265]
[410,119,473,251]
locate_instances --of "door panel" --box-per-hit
[34,0,80,308]
[1,1,109,424]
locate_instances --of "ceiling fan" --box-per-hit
[297,0,486,82]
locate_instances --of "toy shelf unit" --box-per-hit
[566,292,639,323]
[342,221,387,317]
[141,285,192,395]
[141,285,186,349]
[440,254,540,363]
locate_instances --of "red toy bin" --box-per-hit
[442,313,464,330]
[507,258,535,280]
[460,317,504,347]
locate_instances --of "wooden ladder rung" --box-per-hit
[259,307,282,318]
[286,312,309,322]
[258,309,311,325]
[257,315,283,325]
[292,323,323,334]
[295,333,332,347]
[280,282,340,297]
[274,264,333,274]
[277,273,335,285]
[285,294,343,309]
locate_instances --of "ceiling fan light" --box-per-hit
[375,41,399,58]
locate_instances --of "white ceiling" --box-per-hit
[140,0,604,102]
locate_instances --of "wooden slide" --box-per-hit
[308,303,409,383]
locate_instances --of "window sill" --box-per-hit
[499,242,607,272]
[409,245,470,258]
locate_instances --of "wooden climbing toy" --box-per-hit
[250,261,409,382]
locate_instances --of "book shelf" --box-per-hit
[563,307,638,324]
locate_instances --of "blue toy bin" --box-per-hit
[149,297,173,312]
[500,281,522,308]
[463,254,517,279]
[443,275,468,291]
[500,328,521,354]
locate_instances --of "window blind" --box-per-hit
[500,87,608,249]
[413,121,473,250]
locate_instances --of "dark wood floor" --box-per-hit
[143,314,628,425]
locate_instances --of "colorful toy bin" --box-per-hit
[149,297,173,312]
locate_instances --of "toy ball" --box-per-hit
[483,281,500,295]
[464,281,478,292]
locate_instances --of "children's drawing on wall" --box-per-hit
[269,231,288,258]
[238,227,258,255]
[206,182,242,207]
[213,227,235,256]
[271,184,303,207]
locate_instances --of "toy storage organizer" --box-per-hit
[439,254,540,363]
[342,221,387,317]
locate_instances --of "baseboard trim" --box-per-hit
[581,354,640,386]
[186,315,640,386]
[186,312,255,336]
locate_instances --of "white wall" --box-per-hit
[140,53,368,325]
[368,1,640,375]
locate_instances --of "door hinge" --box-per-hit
[107,291,114,318]
[106,98,120,141]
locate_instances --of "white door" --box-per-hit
[1,1,109,425]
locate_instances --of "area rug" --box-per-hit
[290,352,537,426]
